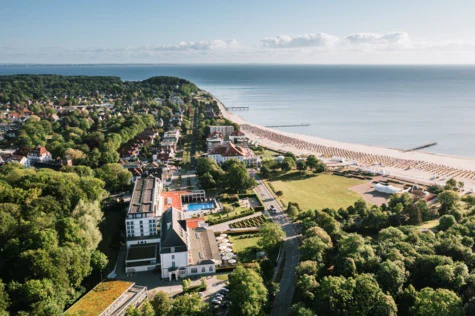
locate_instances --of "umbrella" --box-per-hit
[220,234,228,238]
[225,248,233,253]
[219,245,227,250]
[220,238,230,243]
[228,259,237,265]
[222,254,233,260]
[216,237,224,241]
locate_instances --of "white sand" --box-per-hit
[210,93,475,189]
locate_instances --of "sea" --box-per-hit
[1,64,475,157]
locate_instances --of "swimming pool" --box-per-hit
[186,202,214,211]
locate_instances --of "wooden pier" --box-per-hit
[225,106,249,111]
[265,123,310,128]
[404,142,438,152]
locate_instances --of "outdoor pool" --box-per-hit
[187,202,214,211]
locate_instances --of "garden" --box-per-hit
[229,215,268,229]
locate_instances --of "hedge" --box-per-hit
[208,209,255,225]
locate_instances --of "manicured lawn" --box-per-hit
[216,273,230,281]
[204,205,249,222]
[419,219,439,230]
[267,171,366,211]
[229,234,261,263]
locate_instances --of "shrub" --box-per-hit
[276,190,283,196]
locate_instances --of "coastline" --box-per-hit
[209,92,475,188]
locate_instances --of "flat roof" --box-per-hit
[65,280,134,316]
[129,176,159,214]
[189,227,221,265]
[127,244,158,261]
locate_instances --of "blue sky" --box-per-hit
[2,0,475,63]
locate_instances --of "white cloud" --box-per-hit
[147,39,239,51]
[261,33,340,49]
[345,32,410,46]
[3,33,475,64]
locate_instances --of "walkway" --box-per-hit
[251,170,300,316]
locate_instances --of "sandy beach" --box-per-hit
[210,92,475,190]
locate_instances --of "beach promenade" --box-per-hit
[211,93,475,190]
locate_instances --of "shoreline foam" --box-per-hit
[209,92,475,189]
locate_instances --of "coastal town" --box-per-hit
[1,75,475,316]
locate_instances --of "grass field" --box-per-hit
[267,171,366,211]
[419,219,439,230]
[229,235,260,263]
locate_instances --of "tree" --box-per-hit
[305,155,319,170]
[290,302,314,316]
[150,291,171,316]
[228,266,268,316]
[260,165,272,178]
[439,215,456,231]
[376,260,408,296]
[0,279,9,315]
[169,293,209,316]
[284,152,297,161]
[411,287,464,316]
[438,190,460,214]
[404,204,422,225]
[258,222,285,251]
[90,250,108,278]
[282,157,296,171]
[315,274,397,316]
[140,301,155,316]
[95,163,132,193]
[224,163,256,193]
[287,204,299,218]
[296,160,307,172]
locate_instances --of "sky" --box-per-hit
[2,0,475,64]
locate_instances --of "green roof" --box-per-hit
[65,280,134,316]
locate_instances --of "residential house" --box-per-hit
[27,146,53,166]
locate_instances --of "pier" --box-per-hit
[404,142,438,152]
[225,106,249,111]
[265,123,310,128]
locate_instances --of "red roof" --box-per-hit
[186,217,205,229]
[230,131,245,136]
[209,141,247,157]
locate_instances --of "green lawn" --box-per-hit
[419,219,439,230]
[267,171,366,211]
[204,204,250,222]
[216,273,230,281]
[229,235,260,263]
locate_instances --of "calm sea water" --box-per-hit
[1,64,475,157]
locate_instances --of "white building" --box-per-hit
[208,141,260,167]
[160,208,220,280]
[228,130,247,143]
[206,131,224,152]
[125,176,164,272]
[209,126,235,140]
[27,146,52,166]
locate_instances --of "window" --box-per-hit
[172,255,175,259]
[191,268,198,274]
[209,266,213,272]
[172,261,175,267]
[202,267,206,273]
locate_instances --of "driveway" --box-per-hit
[251,171,300,316]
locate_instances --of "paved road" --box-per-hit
[251,171,300,316]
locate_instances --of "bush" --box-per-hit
[255,206,265,212]
[234,201,241,207]
[276,190,283,196]
[223,205,233,213]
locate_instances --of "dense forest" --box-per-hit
[0,75,195,315]
[289,182,475,315]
